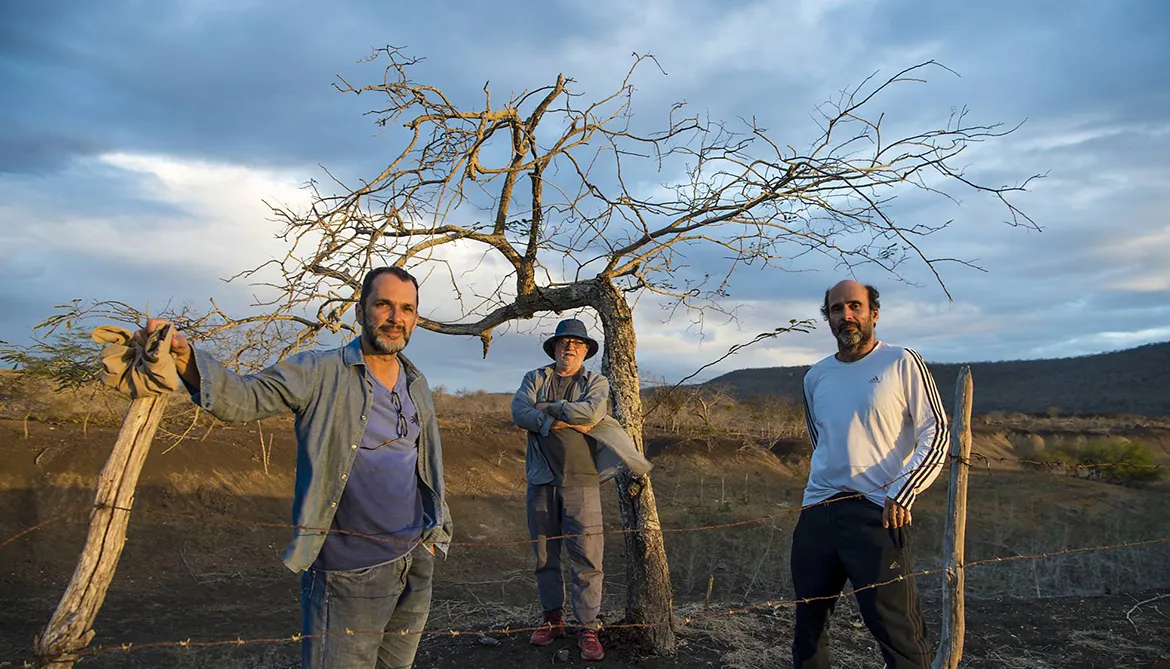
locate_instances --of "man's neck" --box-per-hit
[554,364,581,377]
[361,340,402,384]
[835,339,879,363]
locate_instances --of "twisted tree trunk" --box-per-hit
[596,279,676,653]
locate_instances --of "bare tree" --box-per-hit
[205,49,1038,652]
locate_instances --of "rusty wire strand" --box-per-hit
[61,534,1170,660]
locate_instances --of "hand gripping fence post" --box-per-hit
[36,325,175,668]
[932,366,973,669]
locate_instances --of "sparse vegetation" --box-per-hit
[643,383,806,449]
[1044,438,1165,485]
[2,369,1169,667]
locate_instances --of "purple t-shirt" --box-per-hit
[313,365,426,571]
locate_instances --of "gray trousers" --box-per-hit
[300,543,434,669]
[527,484,604,629]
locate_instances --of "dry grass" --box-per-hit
[6,370,1166,604]
[4,371,1170,668]
[679,599,887,669]
[163,645,296,669]
[642,384,808,448]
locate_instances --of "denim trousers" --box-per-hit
[300,543,434,669]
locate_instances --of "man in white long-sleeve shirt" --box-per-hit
[791,280,947,669]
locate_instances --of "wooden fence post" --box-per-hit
[36,393,169,668]
[932,366,973,669]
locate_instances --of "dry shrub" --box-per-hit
[1035,437,1164,485]
[432,386,513,426]
[954,485,1170,598]
[643,385,806,447]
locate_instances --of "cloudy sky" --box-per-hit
[2,0,1168,392]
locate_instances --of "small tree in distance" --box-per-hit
[0,323,104,438]
[62,50,1043,652]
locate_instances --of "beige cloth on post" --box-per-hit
[92,324,181,398]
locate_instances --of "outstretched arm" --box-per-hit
[137,319,318,424]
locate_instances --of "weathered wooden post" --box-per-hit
[36,325,176,668]
[932,366,973,669]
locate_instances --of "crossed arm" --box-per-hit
[512,370,607,435]
[535,402,594,433]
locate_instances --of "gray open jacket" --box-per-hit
[512,364,652,484]
[189,338,452,573]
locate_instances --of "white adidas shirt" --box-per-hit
[801,341,948,509]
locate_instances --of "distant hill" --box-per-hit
[703,340,1170,416]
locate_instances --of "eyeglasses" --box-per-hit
[559,338,588,350]
[389,390,409,439]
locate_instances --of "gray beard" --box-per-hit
[836,326,871,353]
[364,324,409,355]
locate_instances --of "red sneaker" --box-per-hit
[529,611,565,646]
[578,628,605,661]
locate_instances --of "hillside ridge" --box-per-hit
[704,340,1170,416]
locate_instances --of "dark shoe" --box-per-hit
[579,628,605,661]
[529,611,565,646]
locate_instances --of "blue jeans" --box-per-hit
[300,543,434,669]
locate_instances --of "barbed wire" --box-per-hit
[0,468,922,554]
[7,452,1169,664]
[970,451,1169,470]
[0,507,93,551]
[6,450,1166,553]
[60,534,1170,661]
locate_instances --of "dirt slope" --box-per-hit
[1,415,1168,668]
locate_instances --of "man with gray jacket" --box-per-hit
[140,267,451,669]
[511,318,652,662]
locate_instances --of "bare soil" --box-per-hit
[2,413,1169,668]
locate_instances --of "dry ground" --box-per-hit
[1,394,1169,668]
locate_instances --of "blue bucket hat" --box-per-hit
[543,318,599,360]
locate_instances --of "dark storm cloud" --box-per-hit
[0,126,108,175]
[0,1,599,178]
[1,0,1168,388]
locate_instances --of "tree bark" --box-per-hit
[595,279,676,653]
[36,393,169,668]
[932,366,972,669]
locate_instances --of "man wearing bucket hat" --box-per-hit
[511,318,652,662]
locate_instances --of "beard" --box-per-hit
[363,316,411,355]
[834,320,874,353]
